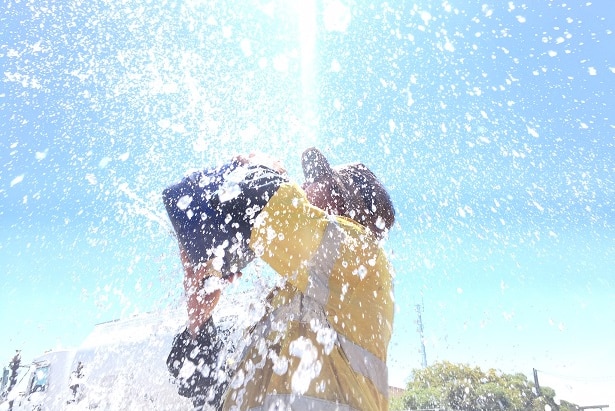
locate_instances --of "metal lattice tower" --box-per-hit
[416,303,427,368]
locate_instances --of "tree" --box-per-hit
[390,361,569,411]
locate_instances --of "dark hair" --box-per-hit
[337,163,395,238]
[301,147,395,238]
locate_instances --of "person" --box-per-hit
[7,350,21,411]
[163,148,395,410]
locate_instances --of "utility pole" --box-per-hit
[416,303,427,368]
[533,368,541,396]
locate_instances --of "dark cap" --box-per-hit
[302,147,335,183]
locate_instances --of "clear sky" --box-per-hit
[1,0,614,407]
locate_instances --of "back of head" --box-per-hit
[302,147,395,239]
[336,163,395,239]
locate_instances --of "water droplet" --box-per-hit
[176,195,192,211]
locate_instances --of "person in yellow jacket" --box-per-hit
[163,148,395,411]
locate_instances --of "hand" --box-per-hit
[233,152,287,175]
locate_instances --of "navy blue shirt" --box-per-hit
[162,161,287,277]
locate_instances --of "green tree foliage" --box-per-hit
[390,361,570,411]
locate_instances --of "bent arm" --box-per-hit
[163,159,286,333]
[180,247,223,336]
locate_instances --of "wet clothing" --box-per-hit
[223,182,394,410]
[165,167,394,411]
[167,318,229,410]
[162,161,288,277]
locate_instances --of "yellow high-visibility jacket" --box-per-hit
[222,182,395,411]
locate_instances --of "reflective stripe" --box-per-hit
[338,334,389,397]
[305,220,389,397]
[267,292,328,328]
[249,394,359,411]
[305,219,344,306]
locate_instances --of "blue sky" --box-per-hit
[1,0,614,407]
